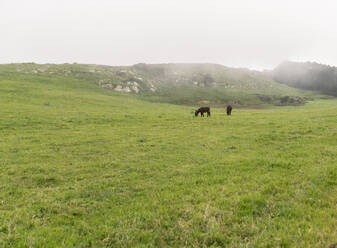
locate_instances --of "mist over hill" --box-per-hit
[272,61,337,96]
[0,63,318,106]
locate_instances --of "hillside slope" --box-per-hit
[0,63,320,106]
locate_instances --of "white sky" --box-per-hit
[1,0,337,70]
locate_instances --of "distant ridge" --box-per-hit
[272,61,337,96]
[0,62,323,106]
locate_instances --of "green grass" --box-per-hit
[0,73,336,247]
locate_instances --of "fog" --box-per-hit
[1,0,337,70]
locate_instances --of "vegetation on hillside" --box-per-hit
[0,63,319,106]
[272,61,337,96]
[0,73,336,247]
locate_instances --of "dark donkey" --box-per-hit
[195,107,211,117]
[226,105,232,115]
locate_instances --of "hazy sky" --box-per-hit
[1,0,337,70]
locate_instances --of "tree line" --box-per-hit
[272,61,337,96]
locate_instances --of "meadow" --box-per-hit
[0,74,336,247]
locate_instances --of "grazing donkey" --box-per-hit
[195,107,211,117]
[226,105,232,116]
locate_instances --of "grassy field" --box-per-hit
[0,74,336,247]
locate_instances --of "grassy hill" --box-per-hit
[0,63,322,106]
[0,70,336,247]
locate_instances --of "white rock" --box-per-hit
[114,85,131,93]
[114,85,123,91]
[131,85,139,93]
[123,86,131,92]
[102,84,113,89]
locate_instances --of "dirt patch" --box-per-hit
[198,100,210,104]
[187,104,275,109]
[232,105,272,109]
[211,105,273,109]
